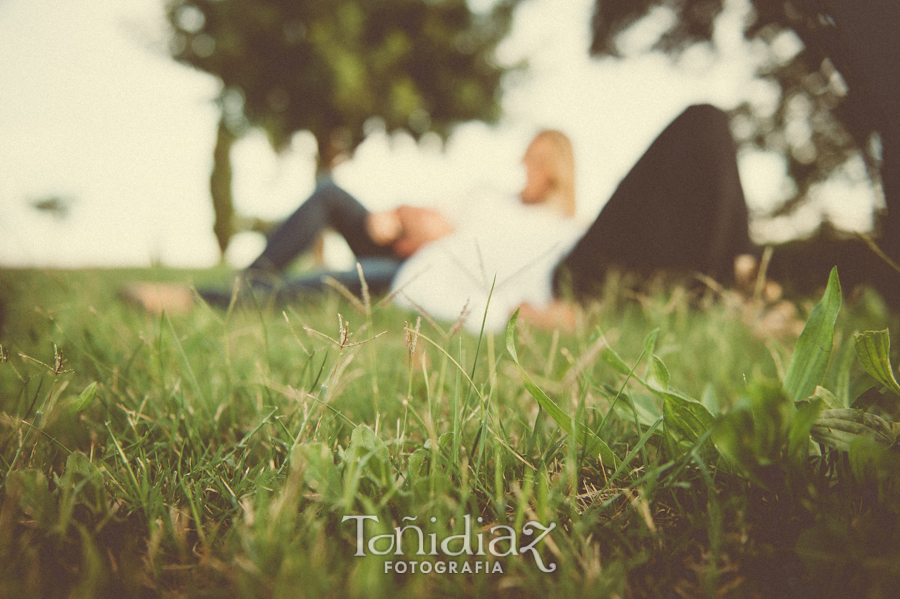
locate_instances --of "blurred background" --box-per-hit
[0,0,886,270]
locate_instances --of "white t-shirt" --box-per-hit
[390,192,586,333]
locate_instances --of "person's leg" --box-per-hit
[278,257,402,299]
[197,256,403,308]
[556,104,755,297]
[247,181,395,273]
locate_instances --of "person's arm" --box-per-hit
[366,210,404,246]
[366,205,455,257]
[391,205,455,257]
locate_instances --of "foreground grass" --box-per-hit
[1,266,899,598]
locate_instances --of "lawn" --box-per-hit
[0,265,899,598]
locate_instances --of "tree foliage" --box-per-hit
[165,0,520,255]
[590,0,879,222]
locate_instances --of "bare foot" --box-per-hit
[517,301,577,332]
[751,299,805,339]
[734,254,758,293]
[120,282,194,315]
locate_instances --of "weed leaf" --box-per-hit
[848,435,890,484]
[345,424,393,488]
[647,356,670,392]
[6,469,53,525]
[788,399,823,461]
[854,329,900,397]
[783,267,842,402]
[601,347,632,376]
[643,328,660,356]
[296,443,342,501]
[407,448,428,480]
[614,392,661,430]
[71,381,98,412]
[660,391,716,451]
[811,386,843,410]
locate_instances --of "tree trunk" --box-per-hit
[211,115,237,259]
[314,128,353,178]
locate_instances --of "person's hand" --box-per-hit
[366,210,404,246]
[392,205,455,257]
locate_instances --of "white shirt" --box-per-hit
[390,192,585,333]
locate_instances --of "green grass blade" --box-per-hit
[164,311,208,407]
[506,310,620,467]
[104,422,143,502]
[605,416,663,488]
[783,267,842,402]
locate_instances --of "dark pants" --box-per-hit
[555,104,755,297]
[819,0,900,263]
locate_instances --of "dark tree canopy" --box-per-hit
[165,0,520,255]
[590,0,894,230]
[167,0,519,162]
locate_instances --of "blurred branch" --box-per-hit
[29,195,75,220]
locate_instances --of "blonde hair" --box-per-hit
[530,129,576,217]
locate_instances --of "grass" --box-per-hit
[1,265,899,598]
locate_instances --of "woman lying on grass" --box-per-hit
[127,104,765,332]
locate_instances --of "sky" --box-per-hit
[0,0,881,269]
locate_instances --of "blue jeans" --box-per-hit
[201,182,402,306]
[249,181,399,272]
[249,181,402,295]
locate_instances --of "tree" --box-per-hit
[590,0,900,262]
[165,0,520,256]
